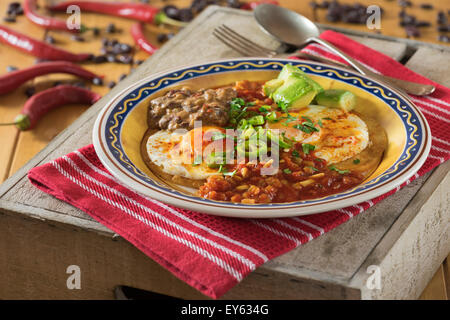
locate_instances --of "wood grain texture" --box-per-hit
[0,4,448,299]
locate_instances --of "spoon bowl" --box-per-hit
[254,3,319,47]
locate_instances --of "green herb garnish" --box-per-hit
[301,116,313,123]
[353,159,360,164]
[283,168,292,174]
[329,165,350,174]
[259,106,270,113]
[277,100,288,113]
[306,166,319,172]
[192,155,202,166]
[292,150,300,157]
[223,169,237,177]
[302,143,316,155]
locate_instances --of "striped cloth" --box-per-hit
[28,31,450,299]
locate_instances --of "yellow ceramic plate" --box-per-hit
[93,58,430,218]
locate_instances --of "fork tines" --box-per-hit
[213,24,277,57]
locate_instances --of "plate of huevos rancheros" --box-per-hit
[93,58,430,218]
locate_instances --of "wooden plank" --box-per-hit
[420,265,448,300]
[0,1,46,182]
[0,6,448,299]
[348,45,450,299]
[404,47,450,85]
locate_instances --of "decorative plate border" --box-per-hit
[94,58,430,217]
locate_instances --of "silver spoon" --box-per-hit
[254,4,435,96]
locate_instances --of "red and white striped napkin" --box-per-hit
[28,31,450,299]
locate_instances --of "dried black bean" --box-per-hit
[71,35,85,42]
[405,25,420,37]
[119,43,132,54]
[398,0,412,7]
[107,81,116,89]
[119,74,127,81]
[342,11,360,24]
[24,86,35,97]
[320,1,330,9]
[7,65,18,72]
[92,27,100,36]
[226,0,241,8]
[400,14,416,26]
[3,16,16,23]
[135,60,144,66]
[14,7,23,16]
[45,35,55,44]
[178,8,194,22]
[437,25,449,32]
[415,21,431,28]
[117,55,133,64]
[93,77,103,85]
[106,23,116,34]
[9,2,21,9]
[157,33,168,43]
[437,11,447,25]
[438,34,449,43]
[163,5,180,20]
[93,55,107,63]
[419,4,433,10]
[190,0,208,13]
[309,1,319,9]
[106,54,116,63]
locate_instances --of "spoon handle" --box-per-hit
[309,37,435,96]
[295,51,435,96]
[310,37,371,74]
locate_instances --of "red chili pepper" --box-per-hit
[131,23,158,55]
[0,62,102,95]
[49,1,188,27]
[240,0,280,10]
[24,0,87,33]
[13,85,101,130]
[0,25,92,62]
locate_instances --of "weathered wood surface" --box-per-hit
[0,6,448,299]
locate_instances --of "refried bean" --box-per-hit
[147,86,237,130]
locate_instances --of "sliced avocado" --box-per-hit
[314,89,356,112]
[278,64,301,80]
[272,74,317,110]
[278,64,323,93]
[263,78,284,98]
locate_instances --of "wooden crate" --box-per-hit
[0,6,448,299]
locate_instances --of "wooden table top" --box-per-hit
[0,1,448,299]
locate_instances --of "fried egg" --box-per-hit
[266,105,369,164]
[146,126,226,180]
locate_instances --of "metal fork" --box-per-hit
[213,24,283,57]
[212,24,435,96]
